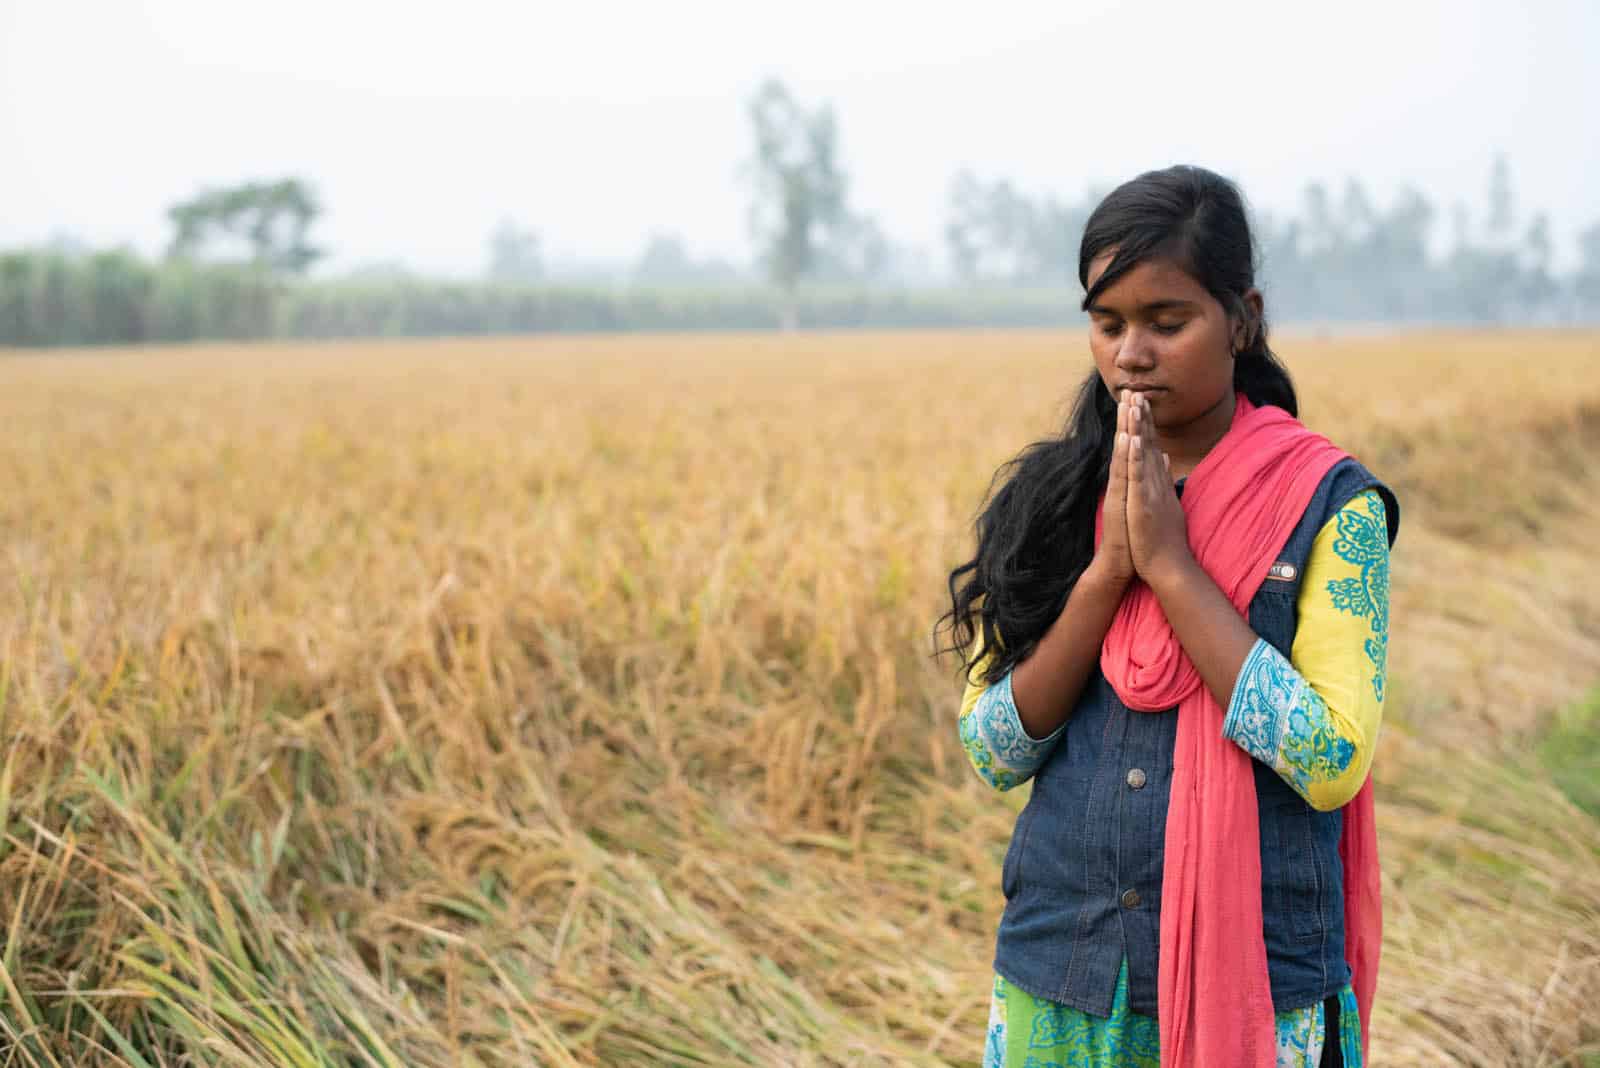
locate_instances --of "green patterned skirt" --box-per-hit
[983,959,1363,1068]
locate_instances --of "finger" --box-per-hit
[1137,398,1160,466]
[1129,429,1144,483]
[1139,407,1164,492]
[1111,396,1129,479]
[1109,430,1129,495]
[1131,397,1152,456]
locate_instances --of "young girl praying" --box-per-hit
[937,164,1399,1068]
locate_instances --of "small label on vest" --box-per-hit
[1266,561,1298,582]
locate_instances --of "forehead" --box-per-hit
[1085,252,1212,311]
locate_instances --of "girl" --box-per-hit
[937,165,1399,1068]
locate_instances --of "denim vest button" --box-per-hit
[1120,888,1141,909]
[1126,768,1147,789]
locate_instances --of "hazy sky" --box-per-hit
[4,0,1597,277]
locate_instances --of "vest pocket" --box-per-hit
[1001,801,1036,900]
[1269,803,1326,945]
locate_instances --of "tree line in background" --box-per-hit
[4,79,1599,346]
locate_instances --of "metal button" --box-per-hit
[1126,768,1147,790]
[1120,888,1141,909]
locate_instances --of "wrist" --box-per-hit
[1084,553,1135,593]
[1142,550,1201,598]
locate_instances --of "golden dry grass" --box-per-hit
[0,327,1597,1066]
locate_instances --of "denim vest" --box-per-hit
[992,456,1400,1017]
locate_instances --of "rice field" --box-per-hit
[1,327,1597,1066]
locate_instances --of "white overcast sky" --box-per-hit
[3,0,1596,277]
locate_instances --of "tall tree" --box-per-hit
[944,170,986,282]
[635,233,692,282]
[1378,186,1435,268]
[812,213,891,283]
[487,220,543,283]
[1573,220,1600,315]
[1519,214,1558,311]
[1301,182,1340,256]
[1486,152,1515,241]
[744,78,850,325]
[633,233,744,285]
[1339,178,1377,249]
[167,178,323,274]
[943,170,1090,285]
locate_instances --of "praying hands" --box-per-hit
[1098,389,1195,592]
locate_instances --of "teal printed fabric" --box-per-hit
[983,961,1362,1067]
[1326,491,1391,702]
[960,670,1064,791]
[1223,637,1358,799]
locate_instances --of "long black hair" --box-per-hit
[934,164,1300,685]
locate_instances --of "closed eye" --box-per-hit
[1093,319,1185,338]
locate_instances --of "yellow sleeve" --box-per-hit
[958,626,997,723]
[1222,489,1390,811]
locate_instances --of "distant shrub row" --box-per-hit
[8,246,1595,349]
[0,250,1084,347]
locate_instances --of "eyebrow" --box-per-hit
[1085,299,1199,316]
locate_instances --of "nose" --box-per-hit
[1113,325,1157,372]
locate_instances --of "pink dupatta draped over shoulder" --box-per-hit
[1093,392,1381,1067]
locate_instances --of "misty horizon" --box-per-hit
[4,0,1598,281]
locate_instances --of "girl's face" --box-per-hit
[1084,251,1250,431]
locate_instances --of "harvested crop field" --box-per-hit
[1,328,1597,1066]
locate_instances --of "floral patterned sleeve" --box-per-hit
[957,630,1066,792]
[1222,489,1391,812]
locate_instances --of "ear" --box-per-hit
[1232,288,1265,353]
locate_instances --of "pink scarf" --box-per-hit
[1094,391,1380,1066]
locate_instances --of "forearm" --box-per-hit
[1010,557,1131,739]
[1145,557,1259,710]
